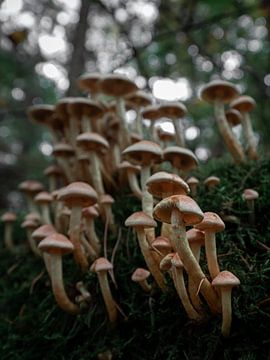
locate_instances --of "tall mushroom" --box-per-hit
[34,191,53,225]
[1,212,17,251]
[18,180,44,214]
[163,146,198,178]
[118,161,142,200]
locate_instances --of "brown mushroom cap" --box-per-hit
[55,98,74,120]
[159,102,187,118]
[230,95,256,113]
[131,268,151,282]
[187,177,199,186]
[21,219,38,230]
[32,224,56,243]
[118,161,141,174]
[91,257,113,272]
[186,228,205,245]
[200,80,240,104]
[82,206,99,219]
[242,188,259,201]
[157,127,175,142]
[1,212,17,222]
[76,132,109,155]
[34,191,53,204]
[44,165,63,177]
[146,171,190,198]
[125,211,157,228]
[58,182,98,208]
[25,212,41,223]
[204,176,220,187]
[225,109,242,127]
[68,98,104,119]
[195,212,225,233]
[99,74,138,97]
[130,132,143,144]
[125,91,152,108]
[27,104,54,125]
[212,270,240,288]
[171,253,184,268]
[100,194,115,205]
[122,140,162,165]
[159,253,174,271]
[38,233,74,255]
[141,105,162,121]
[163,146,198,172]
[52,143,75,157]
[153,195,204,225]
[77,73,102,93]
[18,180,44,194]
[152,236,171,251]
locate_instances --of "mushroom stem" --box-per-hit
[172,119,185,147]
[28,230,42,256]
[246,199,255,225]
[84,218,101,254]
[136,228,167,292]
[138,279,152,292]
[97,271,117,323]
[205,231,220,280]
[26,193,39,214]
[171,266,201,320]
[57,157,74,183]
[170,209,220,313]
[80,233,98,260]
[135,109,143,136]
[141,165,155,243]
[116,97,130,149]
[241,112,258,160]
[40,204,52,225]
[127,171,142,200]
[219,288,233,337]
[3,223,15,251]
[82,115,92,132]
[88,151,105,195]
[50,253,80,314]
[69,115,80,149]
[214,101,246,164]
[69,205,89,272]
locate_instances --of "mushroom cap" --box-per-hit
[146,171,190,198]
[187,176,199,186]
[21,219,38,229]
[68,97,104,118]
[125,211,157,229]
[76,132,109,155]
[32,224,56,242]
[55,97,74,120]
[152,236,171,251]
[200,80,240,104]
[122,140,162,165]
[141,105,162,121]
[91,257,113,272]
[159,253,174,271]
[153,195,204,225]
[58,182,98,207]
[171,253,184,268]
[195,212,225,233]
[242,188,259,201]
[125,91,152,108]
[27,104,54,124]
[186,228,205,245]
[34,191,53,204]
[82,206,99,218]
[212,270,240,288]
[163,146,198,171]
[159,102,187,118]
[52,143,75,157]
[157,127,175,142]
[44,165,63,177]
[130,132,143,144]
[1,212,17,222]
[230,95,256,113]
[38,233,74,255]
[25,212,41,223]
[99,74,138,97]
[18,180,44,194]
[204,176,220,187]
[225,109,242,126]
[100,194,115,205]
[77,72,102,93]
[117,161,141,174]
[131,268,150,282]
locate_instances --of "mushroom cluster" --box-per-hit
[2,74,260,337]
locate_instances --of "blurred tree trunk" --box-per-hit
[66,0,91,96]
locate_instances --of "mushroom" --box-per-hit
[52,142,75,183]
[200,80,245,164]
[77,72,102,100]
[212,270,240,337]
[82,206,101,254]
[151,236,172,263]
[153,195,220,313]
[44,165,64,193]
[131,268,152,292]
[118,161,142,200]
[1,212,17,251]
[21,219,40,256]
[18,180,44,214]
[91,257,117,323]
[125,211,167,291]
[186,177,199,197]
[242,188,259,225]
[157,127,175,148]
[204,176,220,191]
[99,194,115,229]
[163,146,198,177]
[75,281,91,302]
[38,233,80,314]
[141,105,162,141]
[230,95,258,160]
[225,109,242,129]
[58,182,98,271]
[34,191,53,225]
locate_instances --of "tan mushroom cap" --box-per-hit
[34,191,53,204]
[159,102,187,118]
[125,91,152,108]
[52,143,75,157]
[171,253,184,268]
[55,98,74,120]
[186,228,205,245]
[99,74,138,97]
[195,212,225,233]
[122,140,162,165]
[131,268,151,282]
[100,194,115,205]
[204,176,220,187]
[1,212,17,222]
[44,165,63,177]
[242,188,259,201]
[141,105,162,121]
[163,146,198,171]
[91,257,113,272]
[19,180,44,194]
[58,182,98,208]
[27,104,54,124]
[200,80,240,104]
[230,95,256,113]
[152,236,172,251]
[76,132,109,155]
[212,270,240,288]
[157,127,175,142]
[21,219,38,229]
[32,224,56,243]
[159,253,174,271]
[187,177,199,186]
[125,211,157,229]
[68,98,104,118]
[118,161,141,174]
[25,212,41,223]
[225,109,242,126]
[146,171,190,198]
[38,233,74,255]
[153,195,204,225]
[82,206,99,218]
[77,73,102,93]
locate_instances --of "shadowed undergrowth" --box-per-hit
[0,158,269,359]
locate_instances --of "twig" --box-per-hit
[29,270,45,295]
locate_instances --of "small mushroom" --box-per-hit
[186,177,199,197]
[131,268,152,292]
[204,176,220,191]
[34,191,53,225]
[1,212,17,251]
[242,188,259,225]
